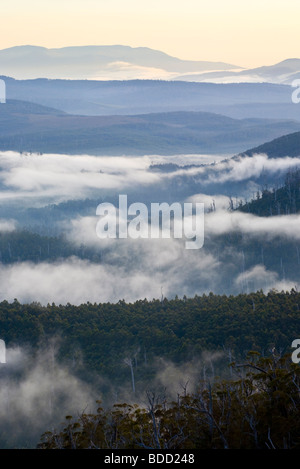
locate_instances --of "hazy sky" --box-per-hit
[1,0,300,68]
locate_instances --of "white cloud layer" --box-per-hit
[0,151,299,207]
[235,264,297,293]
[0,150,299,305]
[204,210,300,239]
[0,236,221,305]
[0,219,17,232]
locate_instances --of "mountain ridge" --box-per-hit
[0,45,239,80]
[1,77,298,121]
[0,99,300,155]
[241,130,300,158]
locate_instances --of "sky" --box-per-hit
[1,0,300,68]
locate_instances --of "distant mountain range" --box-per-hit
[2,77,300,121]
[1,46,300,84]
[0,99,299,155]
[175,58,300,84]
[1,47,300,157]
[0,45,239,80]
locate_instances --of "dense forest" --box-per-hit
[0,290,298,449]
[238,167,300,216]
[0,290,298,387]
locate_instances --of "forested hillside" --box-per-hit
[1,100,299,155]
[238,167,300,216]
[0,291,298,385]
[241,130,300,158]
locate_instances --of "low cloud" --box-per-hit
[0,219,17,232]
[1,151,299,208]
[0,257,161,304]
[0,233,222,305]
[153,351,225,400]
[92,61,176,81]
[0,152,159,205]
[0,340,98,448]
[200,154,300,185]
[205,210,300,240]
[0,151,299,305]
[235,264,297,293]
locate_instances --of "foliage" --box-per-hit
[238,167,300,216]
[0,290,299,387]
[38,354,300,449]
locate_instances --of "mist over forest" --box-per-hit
[1,43,300,448]
[0,142,298,448]
[0,149,299,304]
